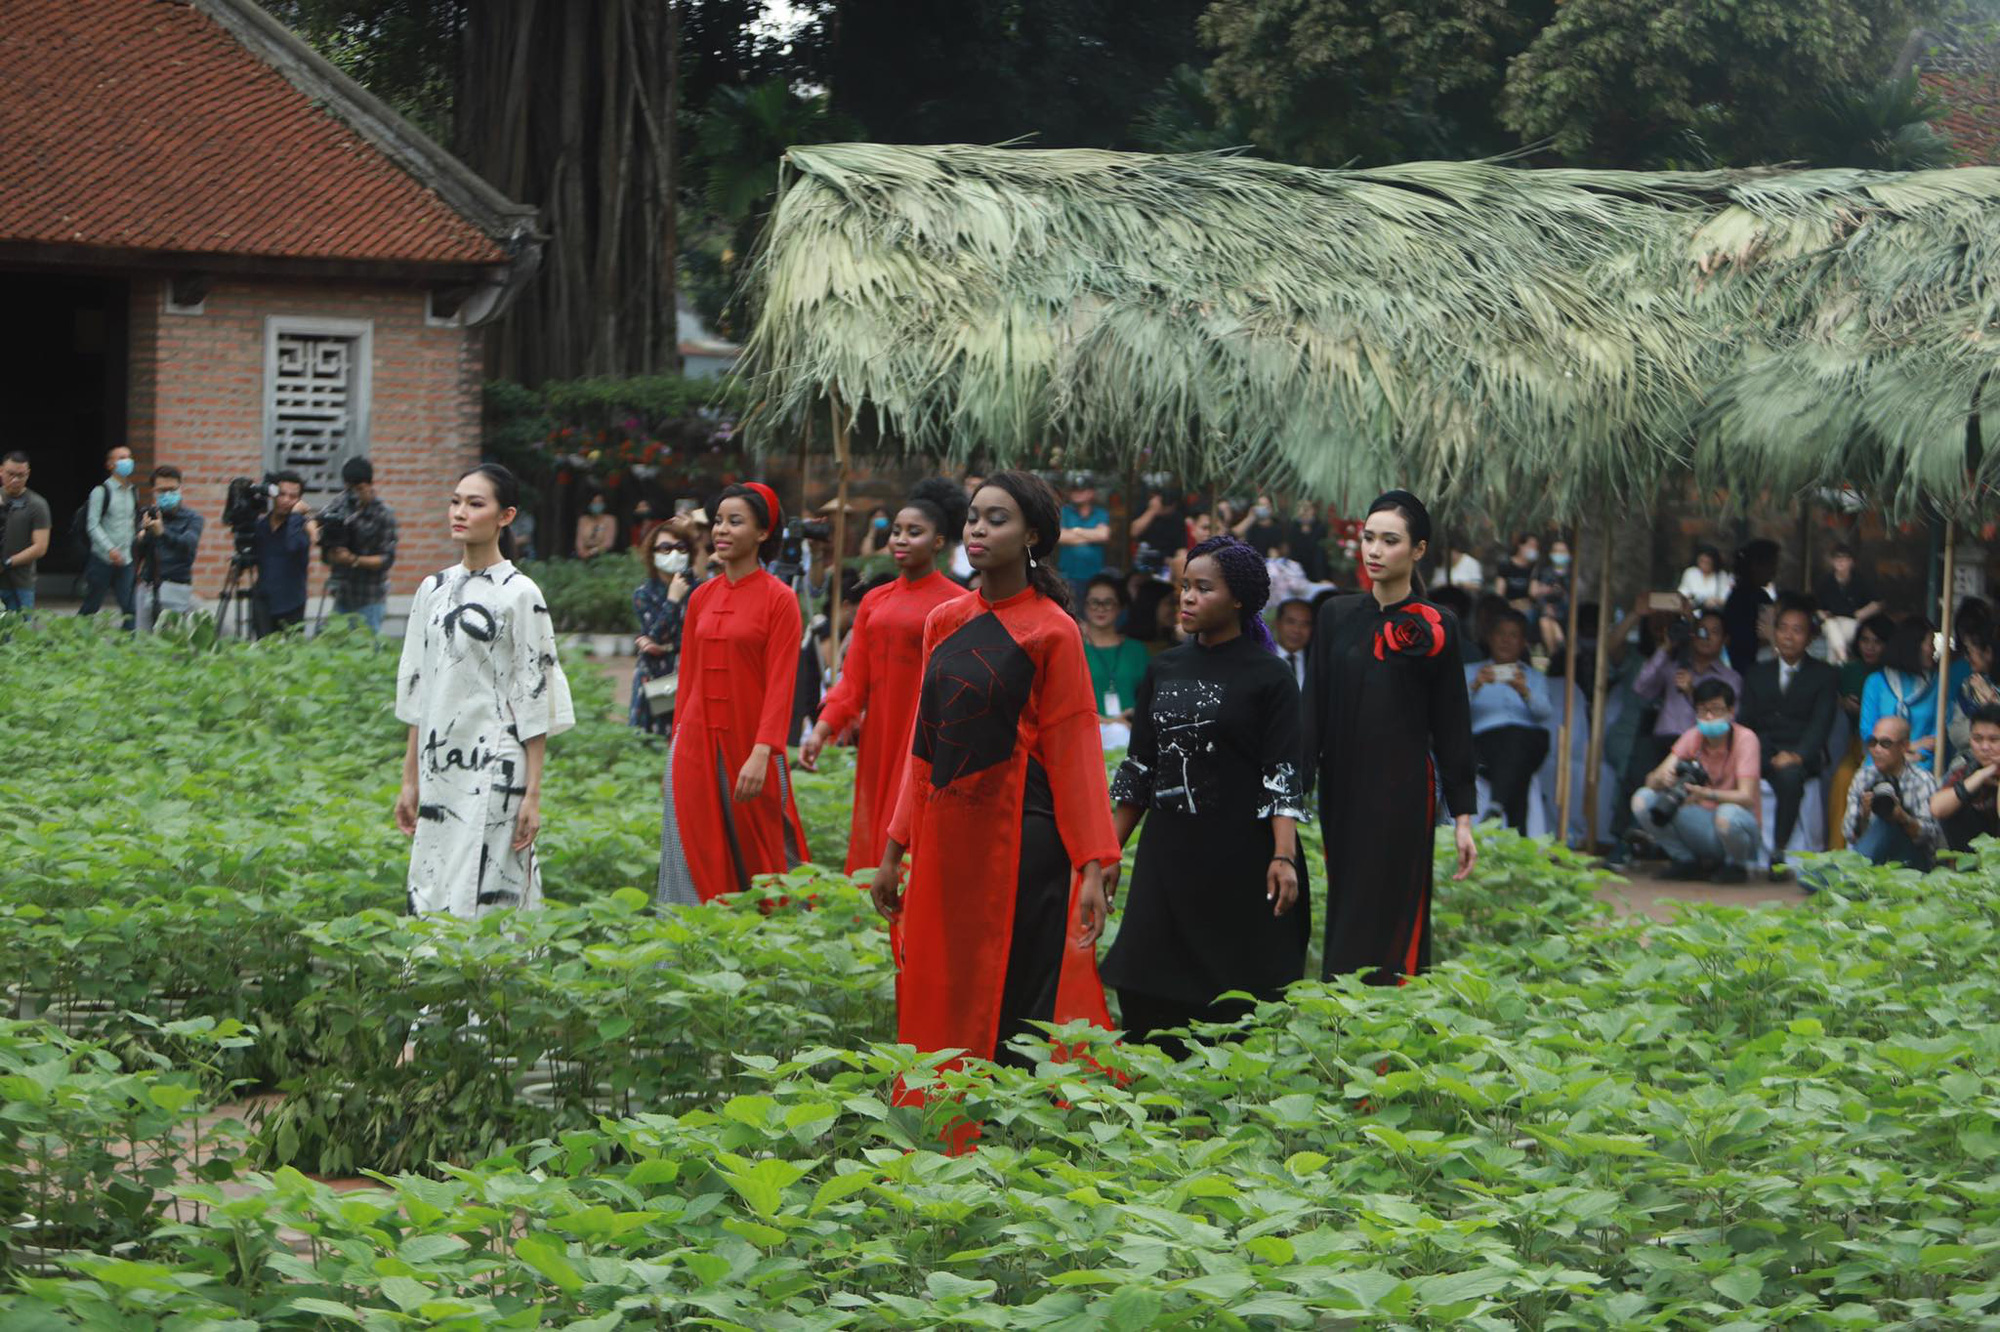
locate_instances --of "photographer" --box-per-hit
[1631,679,1762,882]
[0,450,51,613]
[1623,605,1741,832]
[249,470,316,637]
[320,456,397,633]
[1932,703,2000,854]
[133,465,203,631]
[1843,716,1942,870]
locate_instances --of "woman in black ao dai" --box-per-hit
[1102,536,1310,1053]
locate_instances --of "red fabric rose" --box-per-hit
[1373,602,1447,661]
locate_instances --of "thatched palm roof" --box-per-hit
[739,143,2000,518]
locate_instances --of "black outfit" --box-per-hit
[1723,582,1773,674]
[1277,645,1310,691]
[134,506,204,586]
[1304,594,1477,984]
[1473,725,1550,833]
[250,512,312,633]
[1942,756,2000,853]
[326,496,399,610]
[1495,559,1535,602]
[1243,518,1285,556]
[1740,655,1839,852]
[1102,636,1312,1044]
[1814,571,1876,619]
[1134,505,1186,571]
[1289,519,1331,582]
[994,762,1069,1069]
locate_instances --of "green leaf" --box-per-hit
[1102,1285,1163,1331]
[926,1271,999,1301]
[513,1233,584,1296]
[1712,1268,1764,1306]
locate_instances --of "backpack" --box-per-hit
[66,483,110,562]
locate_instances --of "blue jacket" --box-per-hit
[252,512,312,613]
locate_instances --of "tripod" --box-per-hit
[214,554,260,640]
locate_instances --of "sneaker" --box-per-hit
[1713,863,1748,885]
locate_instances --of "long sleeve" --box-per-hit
[1522,669,1553,724]
[507,582,574,741]
[668,587,707,744]
[1036,622,1119,870]
[1859,673,1889,751]
[1107,658,1160,807]
[1632,647,1673,702]
[815,594,874,736]
[1798,670,1837,766]
[886,612,944,849]
[1256,672,1310,821]
[754,581,802,750]
[394,577,432,726]
[162,511,202,566]
[1910,772,1944,849]
[1301,597,1342,795]
[375,508,398,575]
[1430,613,1479,818]
[85,484,113,560]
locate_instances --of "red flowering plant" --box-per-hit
[1374,600,1447,661]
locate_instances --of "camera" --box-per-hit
[1649,758,1712,826]
[1663,616,1693,652]
[223,475,280,560]
[316,491,357,555]
[1868,779,1901,820]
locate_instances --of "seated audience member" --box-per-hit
[1677,544,1733,610]
[1531,537,1572,656]
[1466,609,1553,832]
[1631,679,1761,882]
[1493,533,1540,609]
[575,492,617,559]
[1624,607,1741,831]
[1722,538,1780,673]
[1738,598,1838,877]
[1467,592,1512,666]
[1273,596,1313,689]
[1813,542,1882,663]
[1933,703,2000,854]
[1860,616,1941,767]
[1829,613,1893,848]
[1949,625,1999,755]
[1843,716,1942,870]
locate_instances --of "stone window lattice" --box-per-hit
[262,317,372,499]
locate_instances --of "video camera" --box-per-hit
[1648,758,1712,826]
[315,491,357,556]
[223,475,281,561]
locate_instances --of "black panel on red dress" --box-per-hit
[914,611,1034,788]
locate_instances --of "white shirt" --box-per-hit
[1779,659,1798,693]
[1678,566,1735,607]
[1447,552,1483,589]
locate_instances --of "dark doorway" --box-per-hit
[0,271,129,576]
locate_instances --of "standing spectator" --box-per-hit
[1274,596,1313,689]
[1531,536,1572,656]
[1723,539,1780,673]
[1236,493,1285,555]
[1466,609,1553,831]
[1738,599,1838,877]
[857,505,893,558]
[133,465,204,632]
[80,444,138,626]
[1813,542,1882,663]
[1829,613,1893,849]
[628,498,662,559]
[1131,480,1188,575]
[1168,510,1217,589]
[630,525,697,737]
[1057,475,1109,598]
[1631,680,1762,882]
[1493,533,1540,608]
[1677,544,1734,610]
[1080,572,1151,750]
[574,491,617,559]
[1861,617,1941,767]
[1933,703,2000,853]
[1288,499,1330,582]
[0,450,51,613]
[1842,716,1942,869]
[323,456,397,633]
[249,470,316,637]
[1623,608,1741,847]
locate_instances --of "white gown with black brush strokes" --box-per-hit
[395,560,574,918]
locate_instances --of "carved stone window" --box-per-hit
[262,317,372,498]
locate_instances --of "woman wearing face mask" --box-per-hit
[394,463,574,918]
[1493,533,1539,610]
[1102,535,1309,1057]
[574,490,617,559]
[1530,536,1573,657]
[870,470,1120,1071]
[1303,491,1478,985]
[629,525,700,736]
[799,479,971,875]
[857,505,894,559]
[656,482,810,904]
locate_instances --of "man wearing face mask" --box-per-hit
[133,465,204,632]
[80,444,139,626]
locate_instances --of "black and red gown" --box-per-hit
[659,568,810,904]
[1303,592,1476,983]
[815,570,970,875]
[887,585,1120,1065]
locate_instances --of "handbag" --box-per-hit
[641,672,678,707]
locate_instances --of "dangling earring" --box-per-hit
[1028,552,1038,569]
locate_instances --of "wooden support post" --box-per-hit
[1556,524,1584,841]
[1937,518,1957,779]
[828,391,853,669]
[1583,503,1616,850]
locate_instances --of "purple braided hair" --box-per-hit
[1186,534,1276,653]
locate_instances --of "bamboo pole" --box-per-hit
[1583,502,1617,850]
[1556,527,1583,841]
[828,391,853,668]
[1937,518,1957,779]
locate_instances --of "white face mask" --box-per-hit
[655,550,689,575]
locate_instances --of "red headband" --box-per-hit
[742,481,782,534]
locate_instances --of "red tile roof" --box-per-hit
[1922,71,2000,167]
[0,0,507,265]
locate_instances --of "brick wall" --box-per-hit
[125,276,481,599]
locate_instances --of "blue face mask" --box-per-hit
[873,516,889,531]
[1551,551,1571,569]
[1696,717,1731,740]
[157,490,181,510]
[112,458,134,478]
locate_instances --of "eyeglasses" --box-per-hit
[1866,736,1901,749]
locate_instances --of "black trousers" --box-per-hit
[1115,989,1257,1061]
[1763,757,1816,855]
[992,812,1071,1070]
[1474,725,1550,833]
